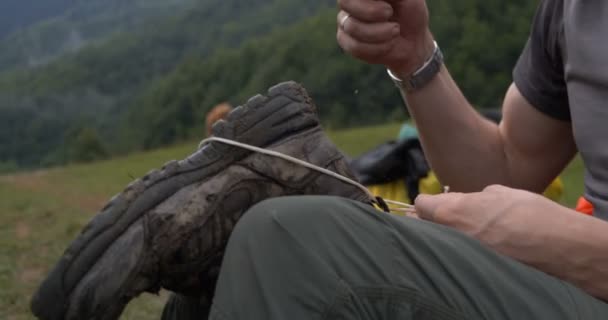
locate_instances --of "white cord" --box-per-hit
[199,136,418,213]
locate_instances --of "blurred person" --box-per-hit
[32,0,608,319]
[205,103,233,136]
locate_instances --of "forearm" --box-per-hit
[399,65,511,191]
[514,207,608,301]
[334,0,576,192]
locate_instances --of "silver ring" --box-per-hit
[340,13,351,29]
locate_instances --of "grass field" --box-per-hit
[0,122,584,319]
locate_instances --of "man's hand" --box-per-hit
[337,0,435,77]
[415,185,608,301]
[414,185,568,263]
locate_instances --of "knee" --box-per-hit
[222,197,297,260]
[228,196,347,248]
[231,197,285,239]
[232,196,317,239]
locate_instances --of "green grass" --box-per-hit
[0,122,585,319]
[560,155,585,206]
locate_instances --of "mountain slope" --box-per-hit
[0,0,334,168]
[125,0,538,151]
[125,9,403,149]
[0,0,538,171]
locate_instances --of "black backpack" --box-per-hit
[350,138,430,202]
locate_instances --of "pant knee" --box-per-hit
[228,196,353,251]
[226,197,288,251]
[230,196,311,243]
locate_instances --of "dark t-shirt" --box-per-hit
[513,0,608,220]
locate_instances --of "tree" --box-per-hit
[66,126,108,163]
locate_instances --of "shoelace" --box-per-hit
[199,137,417,215]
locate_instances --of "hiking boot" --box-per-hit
[31,81,373,320]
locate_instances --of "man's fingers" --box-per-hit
[338,11,400,44]
[414,194,441,222]
[337,0,393,22]
[337,29,396,61]
[415,193,465,223]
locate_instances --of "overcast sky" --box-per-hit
[0,0,72,38]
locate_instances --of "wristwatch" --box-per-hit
[387,41,443,92]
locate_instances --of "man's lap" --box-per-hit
[167,196,608,319]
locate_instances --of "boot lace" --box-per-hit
[199,137,420,215]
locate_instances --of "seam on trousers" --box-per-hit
[558,281,582,320]
[340,200,472,319]
[270,211,351,319]
[209,304,231,320]
[321,279,355,320]
[373,206,476,319]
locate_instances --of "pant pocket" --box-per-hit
[324,283,469,320]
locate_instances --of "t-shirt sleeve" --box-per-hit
[513,0,571,121]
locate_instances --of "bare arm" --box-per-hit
[538,207,608,301]
[403,67,577,192]
[416,186,608,301]
[336,0,577,192]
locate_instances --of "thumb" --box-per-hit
[414,193,461,222]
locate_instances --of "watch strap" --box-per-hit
[387,41,444,92]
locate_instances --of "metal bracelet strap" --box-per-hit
[387,41,443,92]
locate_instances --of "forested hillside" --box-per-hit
[0,0,334,169]
[125,0,539,150]
[0,0,538,172]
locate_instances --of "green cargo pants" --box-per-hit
[162,196,608,319]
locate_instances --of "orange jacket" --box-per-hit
[576,197,594,216]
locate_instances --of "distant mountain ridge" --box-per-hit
[0,0,196,72]
[0,0,73,39]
